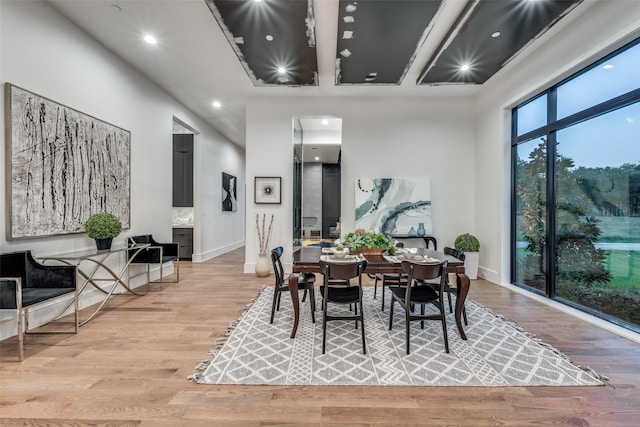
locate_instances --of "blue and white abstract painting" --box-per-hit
[355,177,432,235]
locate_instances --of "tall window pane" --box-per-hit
[516,94,547,136]
[557,42,640,119]
[555,103,640,329]
[514,138,547,292]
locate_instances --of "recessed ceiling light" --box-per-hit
[460,64,470,71]
[491,31,501,38]
[602,64,615,69]
[265,35,274,41]
[322,119,329,125]
[343,16,355,23]
[143,34,157,45]
[278,67,286,74]
[212,101,222,108]
[342,31,354,40]
[345,4,357,12]
[340,49,352,58]
[315,157,320,161]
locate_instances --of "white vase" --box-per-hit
[463,251,479,280]
[255,251,271,277]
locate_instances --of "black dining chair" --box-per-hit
[270,246,316,324]
[443,247,468,325]
[388,260,449,354]
[319,258,368,354]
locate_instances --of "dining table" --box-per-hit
[289,247,471,340]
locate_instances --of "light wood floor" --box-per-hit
[1,247,639,426]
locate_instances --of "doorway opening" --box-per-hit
[293,116,342,248]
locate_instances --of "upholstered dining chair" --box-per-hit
[388,260,449,354]
[319,258,368,354]
[128,235,179,285]
[270,246,316,324]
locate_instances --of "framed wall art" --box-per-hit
[355,177,432,235]
[254,176,281,204]
[222,172,237,212]
[6,83,131,239]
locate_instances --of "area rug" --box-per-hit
[190,286,604,386]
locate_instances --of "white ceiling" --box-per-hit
[46,0,592,148]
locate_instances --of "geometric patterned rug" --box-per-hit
[190,286,604,387]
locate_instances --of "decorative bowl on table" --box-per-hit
[333,247,349,258]
[402,249,418,260]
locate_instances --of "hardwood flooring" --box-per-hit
[1,247,639,426]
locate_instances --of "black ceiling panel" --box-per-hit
[336,0,443,85]
[206,0,318,86]
[418,0,582,85]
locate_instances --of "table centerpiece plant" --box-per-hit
[341,228,396,255]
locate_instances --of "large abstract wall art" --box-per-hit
[355,177,432,235]
[6,84,130,239]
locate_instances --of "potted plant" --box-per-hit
[454,233,480,279]
[333,245,349,258]
[85,212,122,251]
[341,229,396,255]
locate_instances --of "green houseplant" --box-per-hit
[85,213,122,250]
[341,229,396,255]
[454,233,480,279]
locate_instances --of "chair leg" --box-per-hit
[359,298,366,355]
[420,304,425,329]
[270,287,279,324]
[373,275,379,299]
[405,310,411,355]
[463,305,468,325]
[309,286,316,324]
[381,279,386,312]
[388,298,395,330]
[447,290,453,313]
[276,291,282,311]
[441,305,450,353]
[322,301,328,355]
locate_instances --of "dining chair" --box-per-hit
[443,247,468,325]
[319,258,368,354]
[270,247,316,324]
[388,260,449,354]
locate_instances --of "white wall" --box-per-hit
[244,96,477,272]
[0,1,245,338]
[474,0,640,284]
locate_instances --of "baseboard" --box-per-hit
[193,240,244,263]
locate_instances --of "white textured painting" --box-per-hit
[7,84,130,239]
[355,177,432,235]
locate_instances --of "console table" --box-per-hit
[391,234,438,251]
[39,244,149,325]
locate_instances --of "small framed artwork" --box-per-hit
[255,176,281,204]
[222,172,237,212]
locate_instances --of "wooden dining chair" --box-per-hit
[388,260,449,354]
[270,247,316,324]
[319,258,368,354]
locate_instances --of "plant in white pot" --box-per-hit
[454,233,480,280]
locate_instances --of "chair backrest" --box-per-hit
[270,247,285,287]
[130,235,152,246]
[444,247,465,261]
[320,259,368,283]
[401,260,447,293]
[0,251,29,286]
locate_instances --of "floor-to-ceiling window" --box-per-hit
[512,39,640,332]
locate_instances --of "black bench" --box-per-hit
[0,251,78,361]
